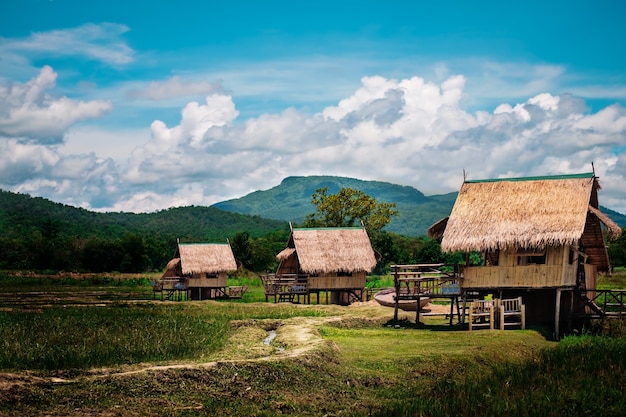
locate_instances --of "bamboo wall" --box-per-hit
[462,245,580,289]
[187,272,228,288]
[462,265,577,289]
[307,273,366,290]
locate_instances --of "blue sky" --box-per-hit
[1,0,625,214]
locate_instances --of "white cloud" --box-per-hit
[2,72,625,216]
[0,138,59,184]
[1,23,134,65]
[0,66,112,143]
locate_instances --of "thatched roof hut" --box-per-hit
[428,172,621,272]
[277,227,378,275]
[163,242,237,277]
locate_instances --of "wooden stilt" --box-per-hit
[555,288,562,340]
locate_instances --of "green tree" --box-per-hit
[608,228,626,268]
[302,187,398,233]
[231,232,253,269]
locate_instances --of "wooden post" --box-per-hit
[461,291,464,327]
[449,296,455,326]
[416,296,421,324]
[393,267,400,327]
[554,288,562,340]
[568,289,574,333]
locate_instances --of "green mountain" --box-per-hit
[213,175,626,237]
[601,206,626,229]
[213,176,457,236]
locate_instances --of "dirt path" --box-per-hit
[0,315,342,388]
[0,301,449,389]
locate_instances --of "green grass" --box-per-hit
[2,274,626,416]
[0,302,328,371]
[366,274,394,289]
[597,270,626,290]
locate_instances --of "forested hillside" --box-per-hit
[214,176,458,236]
[2,176,625,273]
[214,175,626,236]
[0,190,288,272]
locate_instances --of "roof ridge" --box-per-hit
[465,172,594,183]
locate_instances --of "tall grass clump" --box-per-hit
[0,302,329,371]
[0,304,229,370]
[366,274,394,289]
[375,335,626,417]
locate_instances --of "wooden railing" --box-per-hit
[260,274,309,302]
[577,289,626,317]
[391,264,461,298]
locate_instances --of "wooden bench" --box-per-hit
[499,297,525,330]
[468,299,496,331]
[227,286,248,299]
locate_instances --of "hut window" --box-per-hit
[205,273,218,279]
[516,249,546,265]
[337,271,353,277]
[568,248,575,265]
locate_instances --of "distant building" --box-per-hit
[161,241,238,300]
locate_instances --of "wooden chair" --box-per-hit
[468,299,496,331]
[499,297,525,330]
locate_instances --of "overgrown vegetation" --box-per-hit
[0,277,625,416]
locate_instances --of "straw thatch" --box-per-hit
[162,257,181,277]
[174,243,237,275]
[429,173,621,253]
[279,227,377,274]
[588,205,622,240]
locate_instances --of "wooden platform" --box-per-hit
[390,264,463,326]
[152,277,247,301]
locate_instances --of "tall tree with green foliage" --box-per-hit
[608,228,626,269]
[302,187,398,233]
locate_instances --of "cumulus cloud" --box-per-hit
[2,72,625,215]
[0,66,112,143]
[114,74,626,214]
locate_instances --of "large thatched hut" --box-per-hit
[274,226,378,304]
[162,241,238,300]
[428,172,622,337]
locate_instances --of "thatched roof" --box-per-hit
[279,227,377,274]
[174,243,237,275]
[429,173,621,256]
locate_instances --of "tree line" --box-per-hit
[1,187,624,274]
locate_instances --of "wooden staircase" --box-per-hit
[575,289,626,318]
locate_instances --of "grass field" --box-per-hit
[0,271,625,416]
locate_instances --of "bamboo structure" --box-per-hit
[427,172,623,338]
[156,240,240,301]
[264,226,378,305]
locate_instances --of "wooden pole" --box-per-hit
[554,288,562,340]
[416,296,421,324]
[393,267,400,327]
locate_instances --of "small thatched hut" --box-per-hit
[427,172,622,336]
[163,242,237,300]
[275,227,378,304]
